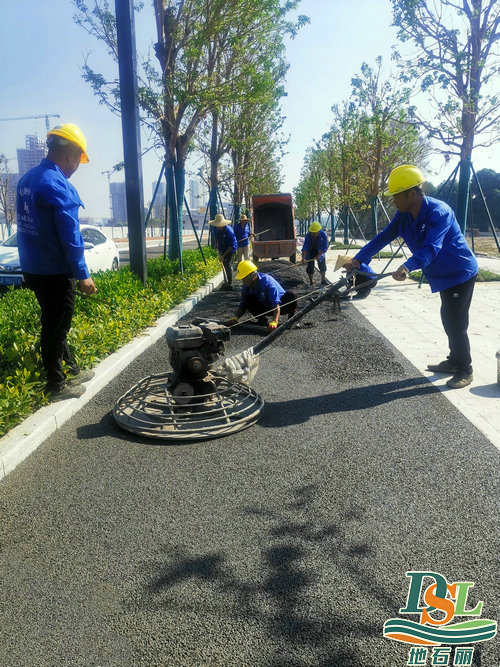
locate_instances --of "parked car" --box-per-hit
[251,193,297,264]
[0,225,120,289]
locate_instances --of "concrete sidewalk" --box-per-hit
[326,250,500,451]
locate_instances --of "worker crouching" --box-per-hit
[228,261,297,332]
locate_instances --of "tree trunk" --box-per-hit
[456,157,472,235]
[343,206,349,245]
[370,196,378,238]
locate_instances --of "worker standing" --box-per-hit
[17,123,97,401]
[234,214,254,262]
[209,213,237,291]
[301,221,329,286]
[228,261,297,332]
[345,165,478,389]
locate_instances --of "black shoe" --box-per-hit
[67,370,95,386]
[219,283,233,291]
[427,360,458,374]
[446,371,473,389]
[352,287,372,300]
[49,384,86,402]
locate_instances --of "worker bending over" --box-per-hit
[209,213,237,290]
[301,221,329,286]
[336,255,378,300]
[345,164,478,389]
[228,261,297,331]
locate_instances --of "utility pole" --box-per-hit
[115,0,147,284]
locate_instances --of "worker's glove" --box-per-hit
[392,265,409,282]
[226,317,239,326]
[268,320,278,331]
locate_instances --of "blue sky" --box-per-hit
[1,0,498,219]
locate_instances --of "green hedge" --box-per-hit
[0,248,220,437]
[408,268,500,283]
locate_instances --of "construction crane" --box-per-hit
[0,114,61,133]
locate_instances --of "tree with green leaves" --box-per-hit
[323,102,368,243]
[227,99,287,215]
[74,0,306,259]
[391,0,500,230]
[350,56,430,234]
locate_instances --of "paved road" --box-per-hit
[119,239,203,265]
[1,262,499,666]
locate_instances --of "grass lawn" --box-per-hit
[466,236,500,257]
[409,268,500,283]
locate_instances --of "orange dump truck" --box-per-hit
[251,193,297,264]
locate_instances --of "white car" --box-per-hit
[0,225,120,288]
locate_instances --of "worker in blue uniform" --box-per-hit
[209,213,238,290]
[351,261,378,299]
[335,254,378,299]
[301,221,329,286]
[17,123,97,401]
[228,260,297,331]
[234,214,254,262]
[345,164,478,389]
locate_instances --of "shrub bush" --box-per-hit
[0,248,219,437]
[408,268,500,283]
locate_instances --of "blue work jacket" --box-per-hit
[354,196,478,292]
[358,262,377,278]
[302,230,329,260]
[234,222,251,248]
[215,225,237,254]
[16,158,89,279]
[239,272,285,310]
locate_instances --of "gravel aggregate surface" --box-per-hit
[1,260,499,667]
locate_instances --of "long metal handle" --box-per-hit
[252,269,393,355]
[252,273,353,355]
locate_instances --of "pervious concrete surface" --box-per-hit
[1,261,498,666]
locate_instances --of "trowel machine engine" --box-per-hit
[165,322,230,404]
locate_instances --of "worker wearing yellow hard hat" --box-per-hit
[384,164,423,196]
[47,123,90,164]
[16,122,97,402]
[344,164,478,389]
[301,221,329,286]
[226,260,297,332]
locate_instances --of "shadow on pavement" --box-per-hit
[259,377,439,429]
[133,484,401,665]
[469,383,500,398]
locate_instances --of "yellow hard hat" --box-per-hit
[47,123,89,163]
[384,165,423,196]
[236,260,258,280]
[309,221,321,233]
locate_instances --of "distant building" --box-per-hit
[151,180,166,221]
[187,179,203,211]
[17,135,46,177]
[110,182,127,223]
